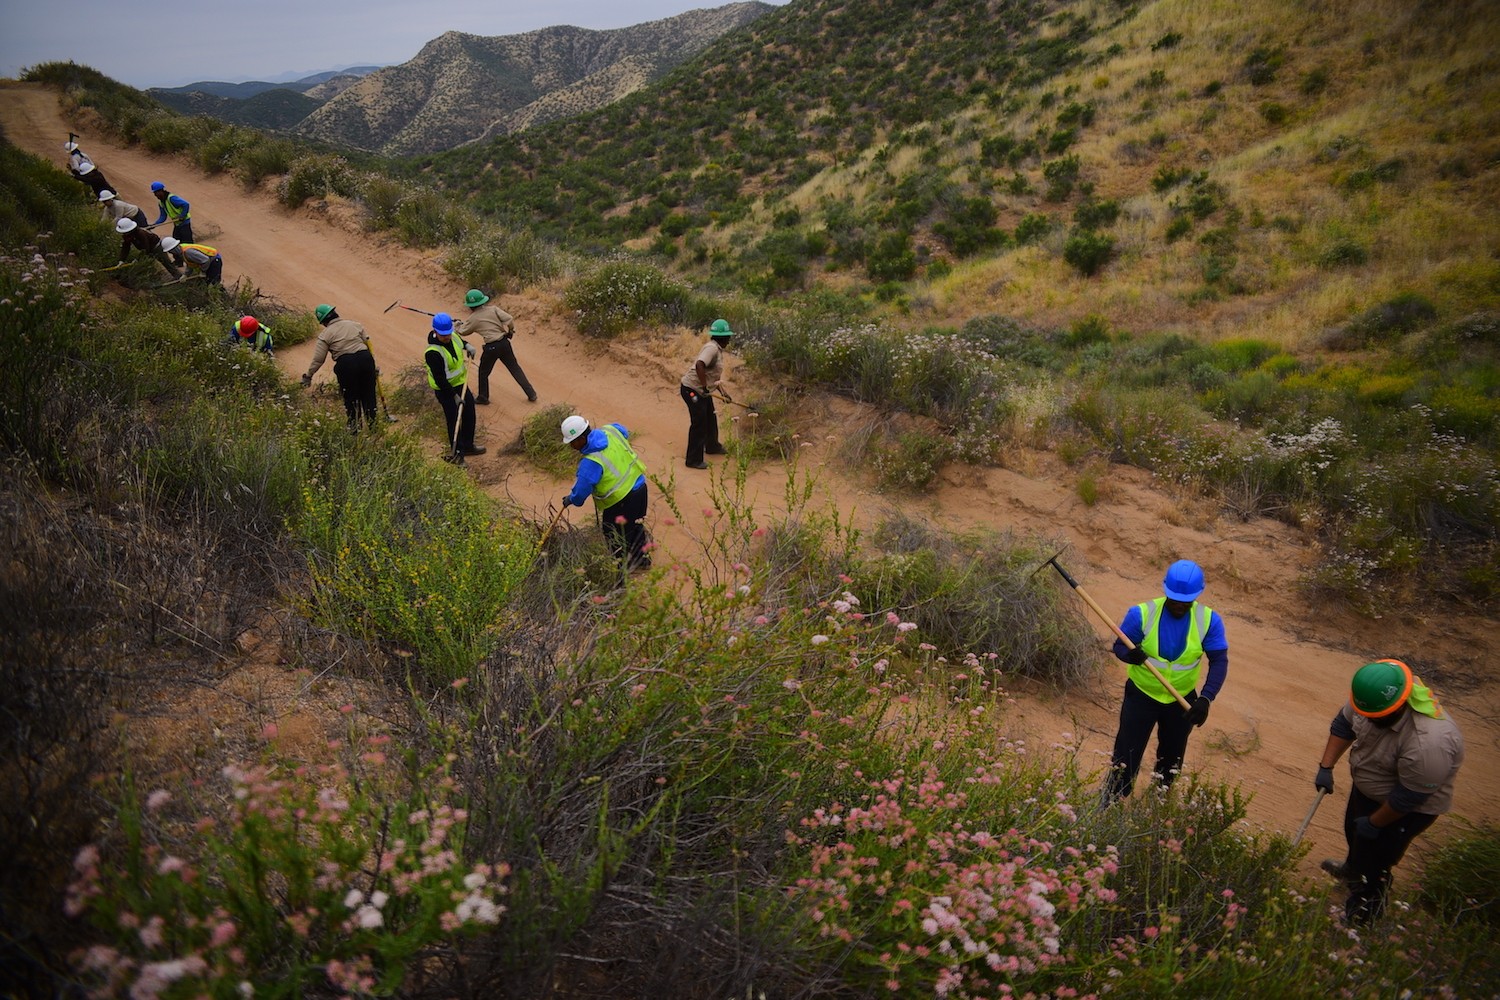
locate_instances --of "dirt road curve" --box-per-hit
[4,83,1495,876]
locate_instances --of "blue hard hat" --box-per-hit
[150,181,165,192]
[432,312,454,335]
[1162,560,1205,601]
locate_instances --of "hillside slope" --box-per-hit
[293,2,773,155]
[4,81,1499,875]
[421,0,1498,345]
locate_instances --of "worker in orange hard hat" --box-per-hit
[228,315,273,356]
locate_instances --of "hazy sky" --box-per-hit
[0,0,785,88]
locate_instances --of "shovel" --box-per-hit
[1032,549,1193,712]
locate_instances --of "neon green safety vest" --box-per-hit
[1130,597,1213,703]
[585,425,646,508]
[181,242,218,261]
[162,196,189,222]
[424,339,465,390]
[233,319,271,352]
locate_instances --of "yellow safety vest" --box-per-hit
[585,425,646,508]
[181,242,218,261]
[1130,597,1212,704]
[424,339,465,390]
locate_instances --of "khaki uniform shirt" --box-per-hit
[680,340,724,392]
[105,198,142,223]
[304,319,369,378]
[1341,704,1464,814]
[458,303,514,345]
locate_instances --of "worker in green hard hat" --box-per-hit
[1315,658,1464,924]
[679,318,734,469]
[301,304,379,433]
[458,288,536,404]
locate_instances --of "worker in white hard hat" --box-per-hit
[561,415,651,571]
[64,140,114,197]
[98,190,148,229]
[160,237,223,286]
[114,217,181,279]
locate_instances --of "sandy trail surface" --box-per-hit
[5,83,1496,881]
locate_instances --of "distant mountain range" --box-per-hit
[141,3,772,153]
[147,69,382,130]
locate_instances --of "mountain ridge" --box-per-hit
[294,3,773,155]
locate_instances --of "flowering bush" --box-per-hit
[66,747,506,999]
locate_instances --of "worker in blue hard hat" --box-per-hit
[150,181,193,243]
[424,312,485,463]
[1101,559,1229,804]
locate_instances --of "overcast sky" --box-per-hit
[0,0,785,88]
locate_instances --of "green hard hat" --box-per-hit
[465,289,489,308]
[1350,659,1413,718]
[709,318,733,337]
[314,304,336,323]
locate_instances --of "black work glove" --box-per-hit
[1122,646,1148,665]
[562,495,575,508]
[300,373,312,388]
[1184,696,1211,728]
[1354,816,1382,841]
[1315,766,1335,795]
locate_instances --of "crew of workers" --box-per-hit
[71,147,1473,914]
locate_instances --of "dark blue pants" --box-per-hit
[600,484,649,570]
[1104,679,1197,802]
[478,337,534,401]
[1337,786,1436,924]
[434,386,477,452]
[334,350,378,432]
[680,384,721,464]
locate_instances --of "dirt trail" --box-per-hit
[5,83,1496,878]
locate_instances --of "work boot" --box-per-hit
[1320,858,1349,879]
[475,396,490,405]
[704,445,727,455]
[685,460,708,470]
[527,393,538,403]
[459,444,487,456]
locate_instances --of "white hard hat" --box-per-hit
[98,190,115,202]
[115,217,137,234]
[560,415,590,443]
[64,141,78,151]
[160,237,180,252]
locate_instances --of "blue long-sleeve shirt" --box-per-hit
[1112,603,1228,700]
[153,194,190,225]
[565,424,643,507]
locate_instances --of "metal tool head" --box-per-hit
[1029,546,1068,579]
[383,299,400,314]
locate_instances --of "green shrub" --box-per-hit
[1015,212,1052,244]
[444,227,561,293]
[358,175,406,230]
[1063,229,1115,276]
[279,155,354,209]
[1074,197,1120,230]
[1319,238,1369,269]
[1245,46,1285,85]
[866,231,917,282]
[1260,102,1290,125]
[873,428,954,492]
[564,260,692,338]
[235,139,295,188]
[521,403,580,477]
[1064,314,1110,348]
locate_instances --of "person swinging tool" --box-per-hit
[424,312,485,462]
[160,237,223,285]
[65,140,115,197]
[459,288,536,404]
[560,415,651,572]
[149,181,193,243]
[114,218,181,279]
[1101,559,1229,804]
[1315,659,1464,925]
[679,318,734,469]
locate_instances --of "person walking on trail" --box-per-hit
[149,181,193,243]
[1101,559,1228,804]
[424,312,486,462]
[301,304,378,433]
[679,318,734,469]
[228,315,273,356]
[65,141,114,197]
[160,237,223,285]
[99,190,148,229]
[1315,658,1464,925]
[561,415,651,571]
[458,288,536,404]
[114,218,181,279]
